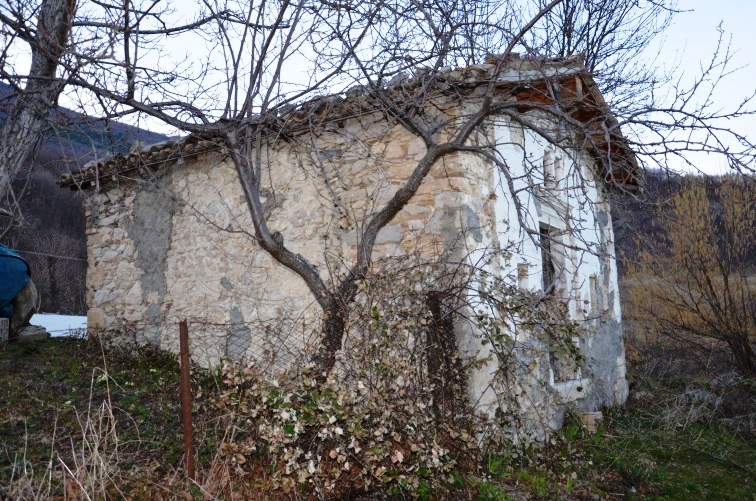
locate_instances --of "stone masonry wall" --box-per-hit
[85,107,628,426]
[85,110,494,367]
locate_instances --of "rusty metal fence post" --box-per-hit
[179,319,195,481]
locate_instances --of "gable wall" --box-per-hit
[487,119,628,415]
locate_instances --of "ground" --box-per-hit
[0,336,753,499]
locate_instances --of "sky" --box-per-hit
[664,0,754,76]
[137,0,756,175]
[652,0,756,173]
[7,1,755,174]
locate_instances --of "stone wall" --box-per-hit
[85,109,490,363]
[84,107,628,427]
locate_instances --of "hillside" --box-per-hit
[0,82,169,159]
[612,171,756,273]
[611,170,683,271]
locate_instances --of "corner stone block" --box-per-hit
[407,137,427,157]
[383,141,407,160]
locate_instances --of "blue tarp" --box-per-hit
[0,244,30,319]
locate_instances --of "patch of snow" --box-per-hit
[30,313,87,338]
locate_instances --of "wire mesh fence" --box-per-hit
[0,318,8,343]
[181,316,317,374]
[94,312,318,376]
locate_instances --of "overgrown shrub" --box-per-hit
[625,175,755,377]
[197,256,587,498]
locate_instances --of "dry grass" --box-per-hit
[2,336,754,500]
[0,337,184,498]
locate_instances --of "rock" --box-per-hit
[632,390,653,402]
[580,411,603,434]
[10,279,40,340]
[15,324,49,342]
[684,388,722,408]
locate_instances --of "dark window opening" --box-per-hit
[540,225,556,293]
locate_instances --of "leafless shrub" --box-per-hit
[625,175,755,378]
[191,251,585,498]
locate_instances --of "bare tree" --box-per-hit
[9,0,756,381]
[529,0,676,82]
[626,175,755,377]
[0,0,76,236]
[44,0,568,377]
[0,0,252,235]
[526,0,756,175]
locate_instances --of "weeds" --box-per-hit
[2,334,753,499]
[585,377,755,500]
[0,337,183,498]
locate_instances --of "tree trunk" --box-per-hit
[311,297,349,382]
[47,255,58,307]
[426,291,463,423]
[0,0,75,217]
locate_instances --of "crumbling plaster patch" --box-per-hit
[123,173,178,325]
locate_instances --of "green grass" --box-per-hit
[586,404,755,500]
[0,337,185,495]
[1,337,753,499]
[465,376,754,500]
